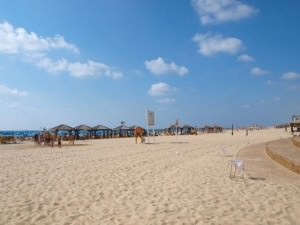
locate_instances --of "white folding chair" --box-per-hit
[229,160,244,178]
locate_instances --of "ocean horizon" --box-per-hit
[0,130,41,137]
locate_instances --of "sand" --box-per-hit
[1,129,299,225]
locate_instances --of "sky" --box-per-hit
[0,0,300,130]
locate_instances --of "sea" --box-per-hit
[0,129,165,138]
[0,130,41,138]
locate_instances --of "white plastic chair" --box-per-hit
[229,160,244,178]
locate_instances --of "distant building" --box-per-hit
[202,125,223,133]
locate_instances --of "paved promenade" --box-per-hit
[238,138,300,185]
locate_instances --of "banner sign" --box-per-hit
[148,110,155,126]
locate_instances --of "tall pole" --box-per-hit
[152,127,155,143]
[232,124,234,135]
[176,118,179,140]
[146,109,149,143]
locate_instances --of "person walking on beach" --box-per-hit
[58,136,62,148]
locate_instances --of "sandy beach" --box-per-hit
[1,129,299,225]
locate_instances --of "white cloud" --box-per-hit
[148,82,173,97]
[36,58,123,79]
[193,33,243,56]
[36,58,69,74]
[192,0,257,25]
[266,80,274,85]
[0,84,28,97]
[0,21,122,79]
[145,57,189,76]
[0,21,78,55]
[157,98,176,104]
[237,54,254,62]
[250,67,269,76]
[281,72,300,80]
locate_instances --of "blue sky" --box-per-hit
[0,0,300,130]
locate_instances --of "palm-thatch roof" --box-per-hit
[50,124,74,132]
[74,124,92,130]
[182,124,194,129]
[93,125,111,130]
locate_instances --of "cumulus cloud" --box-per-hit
[250,67,269,76]
[192,0,257,25]
[148,82,173,97]
[145,57,189,76]
[0,84,28,97]
[237,54,254,62]
[0,21,78,55]
[148,82,177,104]
[36,58,123,79]
[193,33,243,56]
[0,21,122,79]
[281,72,300,80]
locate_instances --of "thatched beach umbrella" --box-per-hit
[92,124,112,138]
[202,125,223,133]
[113,124,132,137]
[74,124,92,139]
[167,124,182,135]
[49,124,75,145]
[50,124,74,133]
[182,124,194,135]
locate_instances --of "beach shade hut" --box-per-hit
[202,125,212,133]
[74,124,92,139]
[92,125,112,138]
[202,125,223,133]
[113,124,133,138]
[182,124,194,135]
[214,125,224,133]
[49,124,74,143]
[290,115,300,135]
[50,124,74,134]
[168,124,182,135]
